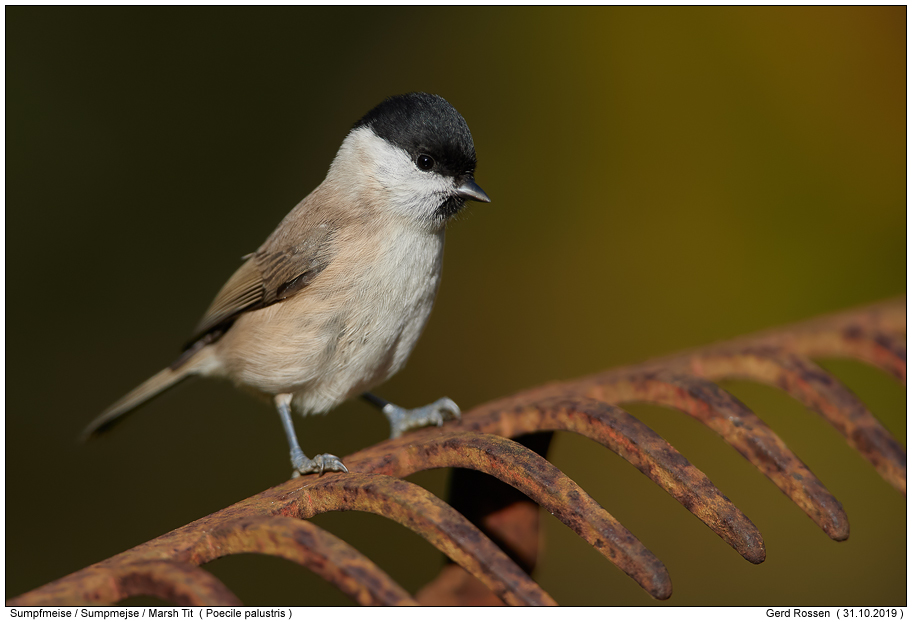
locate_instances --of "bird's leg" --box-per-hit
[362,393,461,439]
[275,393,348,477]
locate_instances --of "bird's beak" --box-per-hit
[455,178,491,203]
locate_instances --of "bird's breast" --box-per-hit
[339,225,446,381]
[212,224,446,411]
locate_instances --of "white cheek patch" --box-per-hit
[341,127,453,225]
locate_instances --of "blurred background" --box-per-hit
[6,6,905,606]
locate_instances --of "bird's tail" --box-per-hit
[81,347,214,441]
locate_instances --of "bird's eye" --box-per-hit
[416,154,435,171]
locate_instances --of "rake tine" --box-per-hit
[816,327,906,385]
[754,326,907,385]
[450,395,766,564]
[352,430,673,600]
[191,516,417,606]
[579,372,849,540]
[284,472,556,606]
[859,330,907,384]
[686,349,907,495]
[8,560,242,606]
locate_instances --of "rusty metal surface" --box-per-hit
[10,297,905,606]
[682,349,906,494]
[433,397,767,565]
[192,516,417,606]
[10,560,242,606]
[356,430,674,598]
[10,473,554,607]
[278,473,556,606]
[581,372,850,540]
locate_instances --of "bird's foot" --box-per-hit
[290,449,348,478]
[384,397,461,439]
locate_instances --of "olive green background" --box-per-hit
[6,7,905,606]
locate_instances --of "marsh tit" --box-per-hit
[83,92,490,476]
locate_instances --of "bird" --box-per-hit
[82,92,490,476]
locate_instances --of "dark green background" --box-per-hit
[7,7,905,605]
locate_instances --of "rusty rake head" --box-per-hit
[10,298,905,606]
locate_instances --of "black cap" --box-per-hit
[354,93,478,179]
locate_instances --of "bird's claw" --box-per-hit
[291,452,348,478]
[385,397,461,439]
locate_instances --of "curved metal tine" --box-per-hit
[581,372,850,540]
[191,515,417,605]
[8,560,242,606]
[352,430,673,600]
[785,328,906,385]
[687,350,907,495]
[445,395,765,564]
[283,472,556,606]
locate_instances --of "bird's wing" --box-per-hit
[190,257,264,341]
[188,225,334,344]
